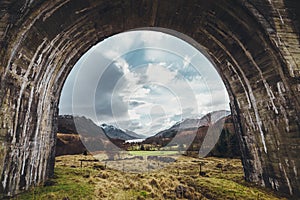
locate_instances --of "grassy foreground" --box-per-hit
[14,155,287,200]
[129,150,178,156]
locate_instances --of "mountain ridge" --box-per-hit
[100,123,146,141]
[149,110,231,140]
[56,110,240,158]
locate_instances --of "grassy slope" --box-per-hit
[13,167,96,200]
[14,155,288,200]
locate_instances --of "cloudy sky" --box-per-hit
[59,30,230,136]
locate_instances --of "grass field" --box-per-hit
[13,166,96,200]
[128,150,179,156]
[13,155,288,200]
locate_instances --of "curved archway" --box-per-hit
[0,0,299,197]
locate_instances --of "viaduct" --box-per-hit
[0,0,299,198]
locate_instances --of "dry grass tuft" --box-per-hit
[15,155,288,200]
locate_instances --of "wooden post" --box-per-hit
[199,163,202,175]
[199,161,205,176]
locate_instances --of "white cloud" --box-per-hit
[182,54,194,69]
[146,63,177,84]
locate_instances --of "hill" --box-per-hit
[56,115,110,156]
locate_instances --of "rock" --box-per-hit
[199,171,207,177]
[82,174,90,179]
[93,165,106,170]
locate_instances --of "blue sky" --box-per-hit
[59,30,230,136]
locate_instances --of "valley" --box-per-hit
[14,112,288,199]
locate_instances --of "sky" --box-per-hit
[59,30,230,136]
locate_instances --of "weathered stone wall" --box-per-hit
[0,0,299,198]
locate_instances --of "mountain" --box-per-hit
[56,115,116,156]
[100,124,142,141]
[56,111,240,158]
[208,115,240,158]
[143,110,240,158]
[147,110,231,140]
[185,114,240,158]
[56,115,148,156]
[58,115,106,139]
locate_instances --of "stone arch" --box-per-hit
[0,0,299,197]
